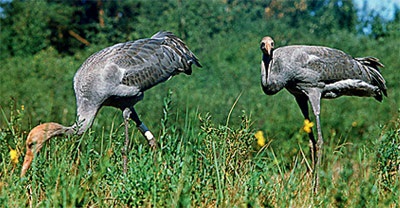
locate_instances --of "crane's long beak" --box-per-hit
[260,42,272,55]
[21,147,34,177]
[20,127,46,177]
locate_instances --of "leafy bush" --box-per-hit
[376,115,400,191]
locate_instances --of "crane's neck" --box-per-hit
[68,96,101,135]
[21,107,97,177]
[261,53,273,88]
[260,50,285,95]
[262,53,272,67]
[72,106,98,135]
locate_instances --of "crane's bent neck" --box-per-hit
[261,53,272,87]
[262,53,273,67]
[260,50,285,95]
[21,106,97,177]
[73,104,99,135]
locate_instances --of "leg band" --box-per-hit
[137,123,149,134]
[137,123,154,141]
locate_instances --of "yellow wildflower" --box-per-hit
[21,105,25,111]
[255,130,266,147]
[10,149,19,164]
[302,119,314,133]
[352,121,357,127]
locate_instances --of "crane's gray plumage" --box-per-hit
[73,31,201,133]
[261,41,386,100]
[260,36,387,192]
[21,31,201,176]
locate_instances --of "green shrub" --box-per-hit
[376,115,400,191]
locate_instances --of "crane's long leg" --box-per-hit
[122,117,130,174]
[122,107,157,173]
[295,95,317,173]
[307,89,323,194]
[128,107,156,148]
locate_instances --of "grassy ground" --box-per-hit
[0,91,399,207]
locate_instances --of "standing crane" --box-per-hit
[260,36,387,192]
[21,31,201,177]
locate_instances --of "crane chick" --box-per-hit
[21,31,201,177]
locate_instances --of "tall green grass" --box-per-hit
[0,91,398,207]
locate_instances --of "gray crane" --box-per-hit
[260,36,387,192]
[21,31,201,177]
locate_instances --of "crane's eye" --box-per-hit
[271,42,274,47]
[260,43,266,51]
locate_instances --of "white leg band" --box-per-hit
[144,131,155,141]
[138,123,154,141]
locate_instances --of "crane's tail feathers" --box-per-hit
[355,56,384,68]
[152,31,202,69]
[355,57,387,100]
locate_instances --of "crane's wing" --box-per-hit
[278,46,386,92]
[119,31,201,91]
[78,31,201,92]
[274,46,387,101]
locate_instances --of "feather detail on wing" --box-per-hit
[281,47,386,93]
[152,31,202,70]
[118,31,201,91]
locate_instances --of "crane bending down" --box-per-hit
[260,36,387,192]
[21,31,201,177]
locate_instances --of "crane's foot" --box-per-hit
[148,138,157,149]
[311,149,320,195]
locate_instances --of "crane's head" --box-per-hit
[21,122,67,177]
[260,36,274,56]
